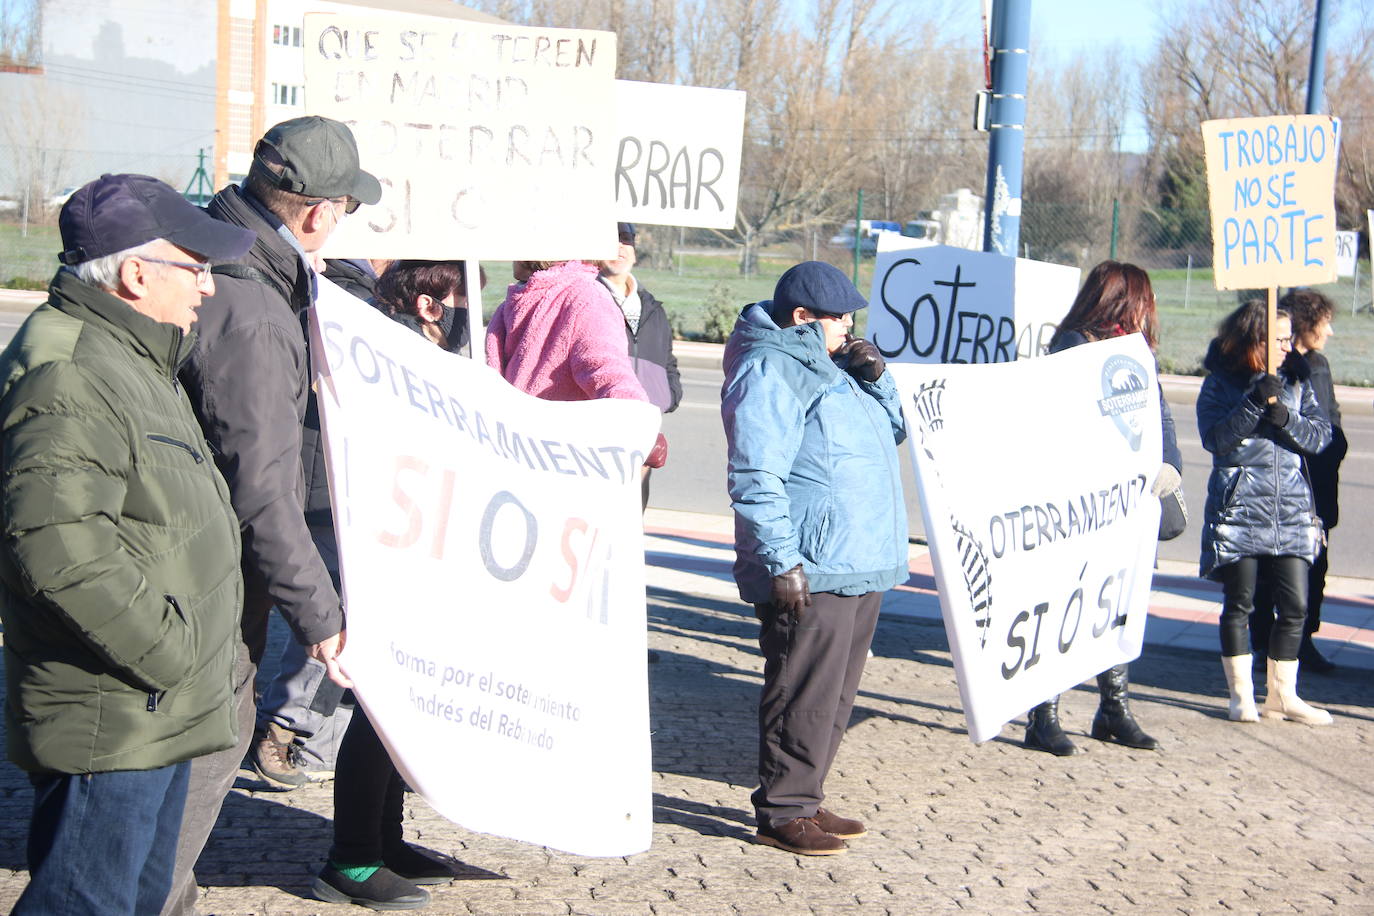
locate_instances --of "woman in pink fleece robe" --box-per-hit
[486,260,649,403]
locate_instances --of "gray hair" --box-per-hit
[72,239,166,291]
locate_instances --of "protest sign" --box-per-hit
[1335,230,1358,278]
[309,280,661,856]
[304,12,618,260]
[889,336,1162,742]
[1201,115,1342,290]
[614,80,745,229]
[865,244,1079,363]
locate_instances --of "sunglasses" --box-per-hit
[139,257,212,284]
[305,196,362,215]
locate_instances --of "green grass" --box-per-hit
[1150,264,1374,384]
[0,222,61,286]
[11,226,1370,385]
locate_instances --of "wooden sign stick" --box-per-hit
[1266,287,1280,377]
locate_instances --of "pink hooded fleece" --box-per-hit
[486,260,649,403]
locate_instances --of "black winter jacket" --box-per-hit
[1302,350,1346,529]
[618,284,681,412]
[1196,342,1331,579]
[181,185,344,659]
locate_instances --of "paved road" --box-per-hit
[655,353,1374,580]
[2,515,1370,914]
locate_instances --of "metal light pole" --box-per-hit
[982,0,1031,257]
[1306,0,1329,115]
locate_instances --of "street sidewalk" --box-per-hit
[2,508,1366,914]
[645,508,1374,671]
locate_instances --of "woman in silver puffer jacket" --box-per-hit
[1197,299,1332,726]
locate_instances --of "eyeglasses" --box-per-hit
[139,257,212,284]
[305,196,361,215]
[1275,336,1293,345]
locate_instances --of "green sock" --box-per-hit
[331,860,383,882]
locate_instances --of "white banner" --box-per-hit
[865,244,1079,363]
[304,12,619,261]
[310,280,660,856]
[890,336,1162,743]
[1335,230,1358,277]
[613,80,746,229]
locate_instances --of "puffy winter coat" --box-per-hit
[1197,342,1331,579]
[0,270,243,773]
[486,261,647,403]
[182,184,344,659]
[722,303,908,603]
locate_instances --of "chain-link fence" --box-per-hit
[0,143,214,288]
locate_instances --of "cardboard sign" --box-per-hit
[1201,115,1342,290]
[889,336,1162,742]
[304,12,619,260]
[309,280,661,856]
[613,80,745,229]
[865,244,1080,363]
[1335,230,1358,278]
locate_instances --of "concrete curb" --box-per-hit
[673,340,1374,412]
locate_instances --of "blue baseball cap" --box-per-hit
[58,174,255,266]
[773,261,868,316]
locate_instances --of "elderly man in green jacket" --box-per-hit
[0,174,253,915]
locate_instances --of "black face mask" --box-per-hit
[438,304,469,352]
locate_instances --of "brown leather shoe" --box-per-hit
[813,807,867,839]
[754,817,847,855]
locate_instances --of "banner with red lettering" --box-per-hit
[309,280,660,856]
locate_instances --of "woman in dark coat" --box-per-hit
[1197,300,1332,726]
[1023,261,1173,756]
[1249,289,1345,672]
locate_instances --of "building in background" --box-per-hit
[0,0,496,211]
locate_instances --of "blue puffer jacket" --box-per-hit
[1197,342,1331,579]
[721,303,909,603]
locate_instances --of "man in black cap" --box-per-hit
[165,116,438,913]
[0,174,254,914]
[721,261,909,855]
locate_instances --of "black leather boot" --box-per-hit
[1090,664,1159,749]
[1024,697,1077,756]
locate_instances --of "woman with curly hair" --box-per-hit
[1198,299,1332,725]
[1249,289,1345,673]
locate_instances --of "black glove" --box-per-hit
[1247,373,1283,407]
[835,336,886,383]
[770,564,812,617]
[1264,400,1289,426]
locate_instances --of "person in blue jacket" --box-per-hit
[721,261,908,857]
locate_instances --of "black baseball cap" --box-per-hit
[617,222,636,246]
[58,174,256,266]
[773,260,868,316]
[250,116,381,205]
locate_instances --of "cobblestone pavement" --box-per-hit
[2,543,1372,914]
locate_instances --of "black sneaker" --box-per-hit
[383,844,460,885]
[311,864,430,910]
[249,723,309,790]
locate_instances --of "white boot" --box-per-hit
[1221,654,1260,722]
[1261,657,1333,725]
